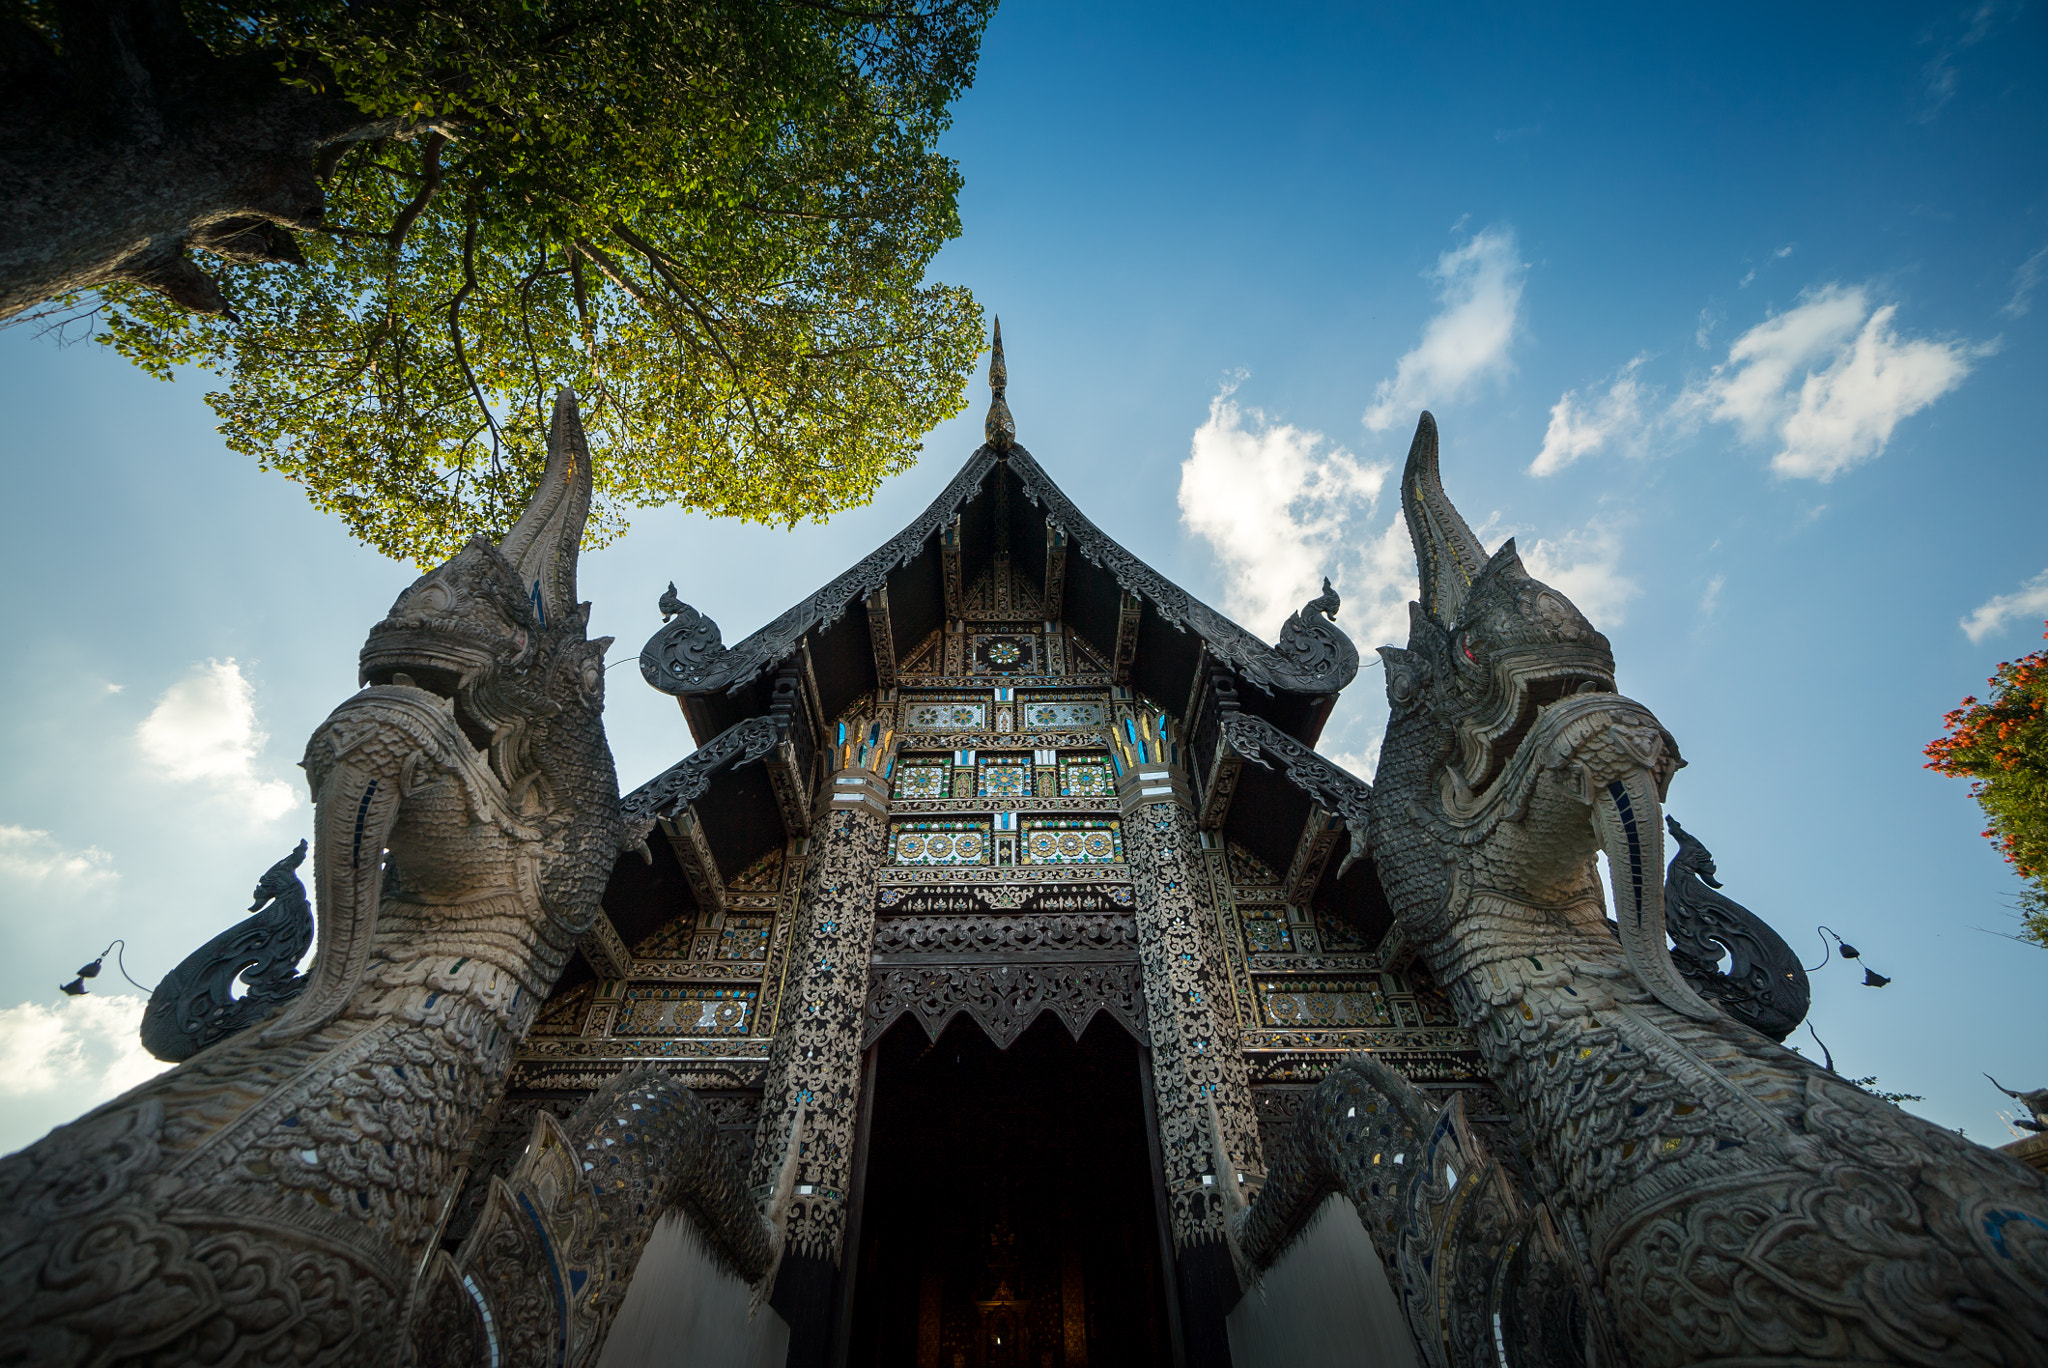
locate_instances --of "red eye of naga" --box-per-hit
[1463,642,1478,663]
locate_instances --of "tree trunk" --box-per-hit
[0,0,390,321]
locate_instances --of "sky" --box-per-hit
[2,0,2044,1152]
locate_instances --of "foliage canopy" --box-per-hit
[65,0,994,562]
[1925,624,2048,947]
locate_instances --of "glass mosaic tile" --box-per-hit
[1024,701,1106,729]
[717,915,774,961]
[905,702,986,731]
[614,986,756,1035]
[1239,909,1293,955]
[1058,755,1115,797]
[1020,818,1123,865]
[1227,842,1281,887]
[1258,980,1392,1028]
[893,763,950,800]
[892,820,991,865]
[977,757,1034,797]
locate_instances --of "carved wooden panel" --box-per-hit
[863,960,1147,1050]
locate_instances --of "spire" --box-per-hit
[984,316,1015,455]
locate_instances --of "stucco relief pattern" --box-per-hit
[746,805,888,1262]
[1123,792,1263,1248]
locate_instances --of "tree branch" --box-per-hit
[446,213,505,478]
[385,132,448,251]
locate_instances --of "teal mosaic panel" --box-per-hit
[977,756,1035,798]
[1020,818,1124,865]
[1059,754,1115,797]
[892,820,991,866]
[893,763,950,800]
[717,915,774,961]
[1239,907,1293,955]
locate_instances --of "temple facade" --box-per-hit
[471,337,1486,1366]
[17,346,2046,1368]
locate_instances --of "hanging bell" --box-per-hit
[59,978,88,996]
[1862,968,1891,988]
[1836,940,1861,960]
[76,956,104,979]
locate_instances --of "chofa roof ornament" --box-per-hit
[984,316,1015,455]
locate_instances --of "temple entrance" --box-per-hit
[847,1013,1175,1368]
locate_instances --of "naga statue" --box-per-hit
[0,392,631,1366]
[1233,414,2048,1367]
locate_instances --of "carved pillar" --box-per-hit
[1113,708,1260,1363]
[751,715,893,1368]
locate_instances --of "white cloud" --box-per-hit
[0,994,172,1155]
[1530,357,1650,476]
[1517,524,1641,628]
[1320,742,1383,784]
[1916,2,2020,123]
[136,660,300,822]
[1700,574,1726,617]
[1363,227,1527,432]
[1678,284,1977,481]
[0,825,116,887]
[1179,385,1391,640]
[1961,569,2048,645]
[2004,244,2048,319]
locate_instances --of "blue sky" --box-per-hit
[1,0,2043,1150]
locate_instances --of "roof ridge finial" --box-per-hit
[984,316,1015,456]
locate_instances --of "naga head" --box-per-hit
[359,391,613,753]
[1665,816,1722,888]
[1378,413,1717,1022]
[249,839,309,912]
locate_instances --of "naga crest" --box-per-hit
[359,390,613,781]
[1379,413,1648,804]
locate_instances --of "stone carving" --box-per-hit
[639,334,1359,705]
[139,840,314,1061]
[0,391,628,1366]
[1226,1054,1604,1368]
[1662,815,1809,1041]
[863,960,1148,1049]
[411,1068,777,1368]
[1347,411,2048,1366]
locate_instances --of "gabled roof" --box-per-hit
[637,329,1361,747]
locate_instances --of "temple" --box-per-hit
[24,329,2044,1368]
[472,328,1481,1365]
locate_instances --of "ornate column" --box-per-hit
[747,707,894,1365]
[1113,703,1261,1362]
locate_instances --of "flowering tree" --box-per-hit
[1926,624,2048,947]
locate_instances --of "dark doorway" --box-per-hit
[847,1013,1174,1368]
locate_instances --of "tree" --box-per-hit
[3,0,993,560]
[1925,623,2048,948]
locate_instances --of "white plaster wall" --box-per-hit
[1225,1194,1423,1368]
[595,1213,790,1368]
